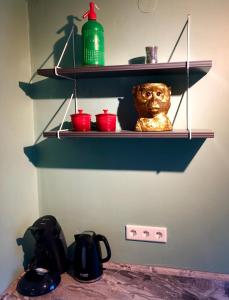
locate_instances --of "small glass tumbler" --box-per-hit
[145,46,158,64]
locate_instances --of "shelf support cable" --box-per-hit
[168,19,188,63]
[55,26,75,80]
[168,15,192,139]
[72,26,77,114]
[57,93,74,139]
[54,25,78,139]
[186,15,191,139]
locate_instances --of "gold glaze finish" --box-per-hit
[133,83,173,131]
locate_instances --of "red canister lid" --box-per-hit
[96,109,116,117]
[72,109,91,117]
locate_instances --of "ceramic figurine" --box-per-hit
[133,82,173,132]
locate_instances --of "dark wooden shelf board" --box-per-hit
[37,60,212,79]
[43,130,214,139]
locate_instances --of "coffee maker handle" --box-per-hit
[96,234,111,263]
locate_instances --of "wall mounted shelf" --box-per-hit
[43,130,214,139]
[37,60,212,80]
[37,60,214,140]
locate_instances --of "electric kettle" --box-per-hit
[72,231,111,282]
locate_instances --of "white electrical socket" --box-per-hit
[125,224,167,243]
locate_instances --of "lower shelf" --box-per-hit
[43,129,214,139]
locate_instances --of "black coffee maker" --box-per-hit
[72,231,111,282]
[17,215,68,297]
[28,215,68,273]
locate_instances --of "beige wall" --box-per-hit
[0,0,39,293]
[28,0,229,274]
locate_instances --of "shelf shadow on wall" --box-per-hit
[21,15,82,88]
[16,229,36,271]
[20,72,206,99]
[24,137,205,172]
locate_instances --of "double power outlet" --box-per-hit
[126,224,167,243]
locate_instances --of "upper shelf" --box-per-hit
[37,60,212,80]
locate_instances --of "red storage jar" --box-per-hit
[96,109,116,131]
[71,109,91,131]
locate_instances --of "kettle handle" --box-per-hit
[96,234,111,263]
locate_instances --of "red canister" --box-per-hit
[96,109,116,131]
[71,109,91,131]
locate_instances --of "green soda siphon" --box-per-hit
[82,2,104,66]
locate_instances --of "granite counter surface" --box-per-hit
[1,262,229,300]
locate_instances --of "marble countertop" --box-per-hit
[1,262,229,300]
